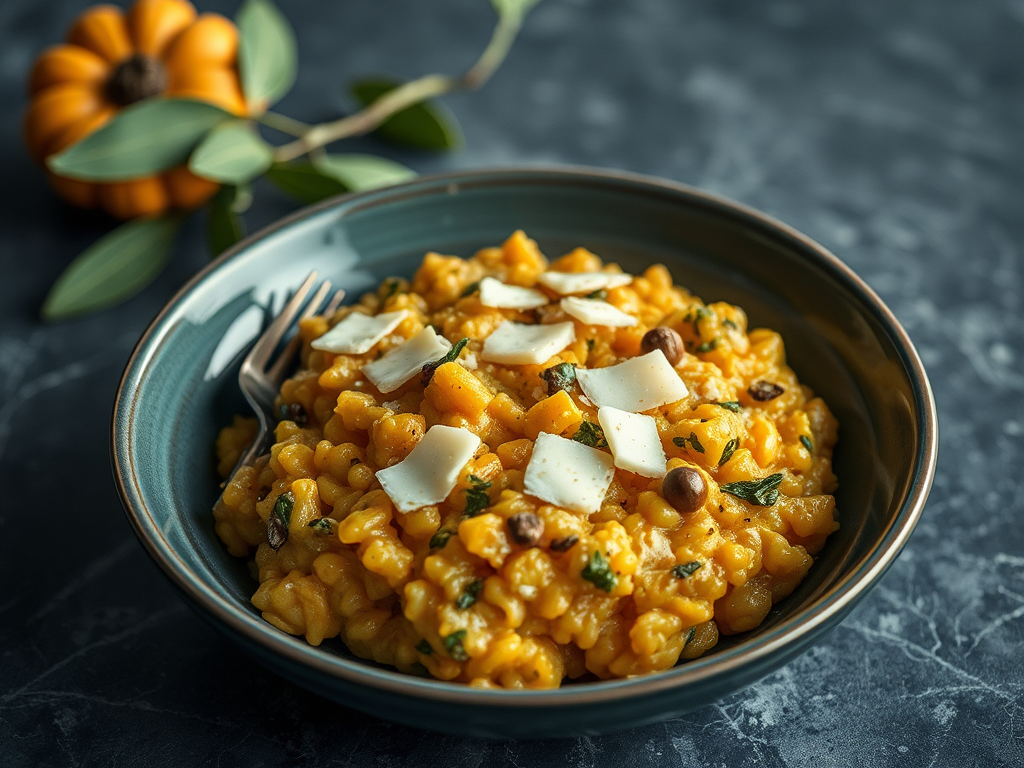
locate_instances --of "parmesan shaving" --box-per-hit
[597,406,667,478]
[376,425,481,513]
[523,432,615,514]
[362,326,451,393]
[537,271,633,295]
[575,350,688,412]
[481,321,576,365]
[311,309,409,354]
[560,297,637,327]
[479,277,549,310]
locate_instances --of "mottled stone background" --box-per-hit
[1,0,1022,765]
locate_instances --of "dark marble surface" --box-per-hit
[1,0,1022,765]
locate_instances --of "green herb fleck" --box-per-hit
[307,518,337,535]
[540,362,577,396]
[672,432,705,453]
[719,438,739,467]
[720,473,785,506]
[415,639,432,655]
[684,626,696,647]
[585,289,607,300]
[581,550,618,592]
[586,338,595,351]
[716,401,742,413]
[692,306,712,335]
[461,281,480,297]
[723,318,737,330]
[695,339,718,354]
[267,491,294,551]
[573,421,608,448]
[672,561,703,579]
[800,435,813,454]
[464,474,492,517]
[384,279,400,299]
[421,336,469,383]
[429,529,454,549]
[455,579,484,609]
[443,629,469,662]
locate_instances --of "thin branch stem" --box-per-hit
[272,13,522,163]
[258,111,310,137]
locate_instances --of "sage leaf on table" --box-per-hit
[350,77,463,150]
[207,186,247,256]
[189,122,274,184]
[313,154,417,192]
[264,162,348,204]
[237,0,297,108]
[47,99,230,181]
[42,216,183,321]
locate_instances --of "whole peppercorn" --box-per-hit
[640,327,684,366]
[662,467,708,516]
[507,512,544,546]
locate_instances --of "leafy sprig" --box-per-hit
[40,0,541,320]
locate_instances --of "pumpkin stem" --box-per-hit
[105,54,168,107]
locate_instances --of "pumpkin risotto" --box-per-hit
[213,231,839,688]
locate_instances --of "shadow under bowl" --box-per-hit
[112,166,937,738]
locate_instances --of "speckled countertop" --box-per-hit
[1,0,1022,765]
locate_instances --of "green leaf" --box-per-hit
[720,473,785,507]
[265,162,347,204]
[315,153,417,192]
[237,0,297,108]
[573,421,608,449]
[47,99,230,181]
[189,121,273,184]
[581,550,618,592]
[672,561,703,579]
[455,579,484,610]
[490,0,542,21]
[442,629,469,662]
[422,337,470,384]
[42,216,182,321]
[351,78,463,150]
[208,186,246,256]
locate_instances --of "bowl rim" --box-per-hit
[112,164,938,707]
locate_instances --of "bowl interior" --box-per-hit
[120,169,923,683]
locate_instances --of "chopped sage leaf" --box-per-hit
[581,550,618,592]
[695,339,718,353]
[692,306,712,335]
[719,438,739,467]
[540,362,576,396]
[573,421,608,448]
[384,279,400,299]
[585,288,607,300]
[672,561,703,579]
[800,435,813,453]
[586,338,595,351]
[455,578,484,609]
[415,639,432,655]
[464,474,492,517]
[267,490,294,551]
[421,336,469,383]
[461,280,480,297]
[673,432,705,453]
[684,626,696,647]
[723,318,738,330]
[720,473,784,506]
[307,518,337,535]
[443,629,469,661]
[429,529,454,549]
[716,401,742,413]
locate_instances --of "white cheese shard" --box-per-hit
[310,309,409,354]
[376,425,481,513]
[479,277,549,310]
[480,321,576,365]
[560,297,637,328]
[523,432,615,514]
[362,326,451,393]
[597,406,667,478]
[537,271,633,296]
[575,350,688,412]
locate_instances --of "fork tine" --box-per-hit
[246,271,318,371]
[324,289,346,315]
[265,280,332,382]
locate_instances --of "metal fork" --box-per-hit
[224,271,345,487]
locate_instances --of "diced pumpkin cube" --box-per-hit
[524,390,583,439]
[424,362,494,420]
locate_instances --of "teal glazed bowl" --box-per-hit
[112,167,937,738]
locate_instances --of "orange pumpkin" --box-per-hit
[24,0,248,220]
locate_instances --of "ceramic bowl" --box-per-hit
[112,167,937,738]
